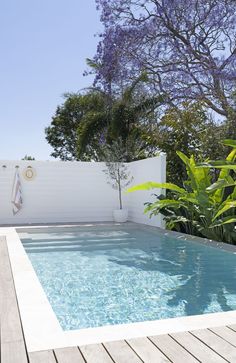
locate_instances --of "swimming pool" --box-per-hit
[18,223,236,332]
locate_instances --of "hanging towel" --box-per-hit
[12,169,23,215]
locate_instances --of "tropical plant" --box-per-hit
[128,140,236,244]
[77,73,163,161]
[103,139,133,209]
[46,76,163,162]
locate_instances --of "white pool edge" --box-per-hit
[1,224,236,353]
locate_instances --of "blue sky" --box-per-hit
[0,0,102,160]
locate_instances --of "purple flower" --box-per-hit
[89,0,236,116]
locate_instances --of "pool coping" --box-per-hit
[1,222,236,353]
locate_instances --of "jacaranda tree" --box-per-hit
[93,0,236,118]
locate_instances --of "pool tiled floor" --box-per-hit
[1,235,236,363]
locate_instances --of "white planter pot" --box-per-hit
[113,209,128,223]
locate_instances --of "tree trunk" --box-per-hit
[118,183,122,209]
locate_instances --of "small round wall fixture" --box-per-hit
[23,166,36,181]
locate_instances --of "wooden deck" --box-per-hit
[1,237,236,363]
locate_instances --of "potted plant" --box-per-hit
[103,140,133,222]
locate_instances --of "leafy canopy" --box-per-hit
[152,102,227,185]
[46,76,163,161]
[93,0,236,117]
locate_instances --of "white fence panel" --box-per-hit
[0,155,166,226]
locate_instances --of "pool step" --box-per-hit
[22,237,135,246]
[19,231,130,241]
[23,237,136,253]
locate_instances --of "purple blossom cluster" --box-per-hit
[91,0,236,116]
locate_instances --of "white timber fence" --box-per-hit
[0,155,166,226]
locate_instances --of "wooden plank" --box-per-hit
[191,328,236,362]
[0,238,28,363]
[209,326,236,347]
[79,344,114,363]
[127,337,171,363]
[28,350,57,363]
[1,341,29,363]
[170,331,227,363]
[149,334,199,363]
[228,324,236,332]
[54,346,86,363]
[104,340,142,363]
[0,238,25,341]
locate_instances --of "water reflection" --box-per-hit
[107,233,236,315]
[21,226,236,317]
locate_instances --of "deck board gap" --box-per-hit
[101,343,118,363]
[189,331,231,362]
[77,347,88,363]
[167,334,202,363]
[124,340,145,363]
[52,350,59,363]
[207,327,236,348]
[169,334,205,362]
[146,336,175,363]
[226,325,236,333]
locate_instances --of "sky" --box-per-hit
[0,0,102,160]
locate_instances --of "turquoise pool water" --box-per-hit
[19,224,236,331]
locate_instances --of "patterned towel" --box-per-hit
[12,169,23,215]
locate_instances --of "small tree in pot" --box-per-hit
[103,139,133,222]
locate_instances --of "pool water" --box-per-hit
[19,224,236,331]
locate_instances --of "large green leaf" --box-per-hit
[231,186,236,200]
[144,199,185,212]
[206,178,236,193]
[178,152,211,193]
[199,160,236,169]
[210,216,236,227]
[176,151,191,166]
[213,149,236,202]
[177,152,198,190]
[213,201,236,220]
[127,182,186,194]
[223,139,236,148]
[198,147,236,173]
[179,196,199,204]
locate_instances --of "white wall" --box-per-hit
[128,155,166,227]
[0,155,166,226]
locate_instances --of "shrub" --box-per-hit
[128,140,236,244]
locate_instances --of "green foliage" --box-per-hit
[45,91,112,161]
[128,141,236,244]
[77,74,163,162]
[21,155,35,160]
[153,102,227,185]
[45,75,163,162]
[225,91,236,139]
[45,93,91,161]
[76,91,110,161]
